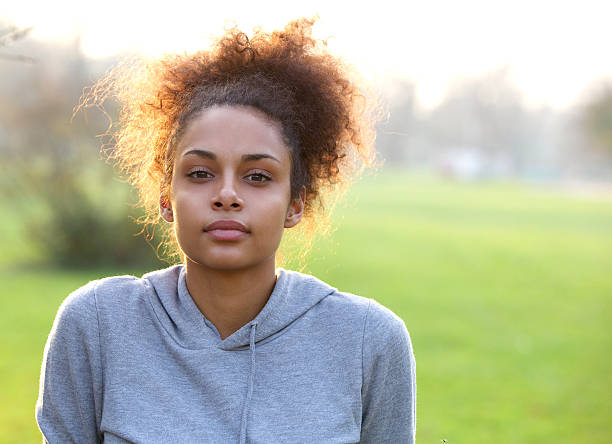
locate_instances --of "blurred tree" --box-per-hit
[0,24,35,63]
[428,67,532,171]
[376,80,420,165]
[421,67,583,179]
[0,28,164,268]
[582,84,612,154]
[372,69,573,178]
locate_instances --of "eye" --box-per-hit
[188,169,213,179]
[245,172,272,183]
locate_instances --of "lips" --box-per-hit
[204,220,248,241]
[205,220,248,232]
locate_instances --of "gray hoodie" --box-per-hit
[36,265,416,443]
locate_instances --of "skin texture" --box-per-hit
[160,105,305,339]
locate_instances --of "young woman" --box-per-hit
[36,18,416,443]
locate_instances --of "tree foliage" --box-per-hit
[1,26,164,268]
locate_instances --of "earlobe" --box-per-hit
[160,198,174,223]
[284,188,305,228]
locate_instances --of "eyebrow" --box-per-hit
[243,153,281,163]
[183,149,216,160]
[182,149,280,163]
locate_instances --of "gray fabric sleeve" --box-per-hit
[35,282,103,444]
[361,300,417,444]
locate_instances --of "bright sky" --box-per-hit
[3,0,612,109]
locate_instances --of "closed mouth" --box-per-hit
[204,220,248,232]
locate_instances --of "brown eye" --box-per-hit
[188,170,213,179]
[245,173,271,183]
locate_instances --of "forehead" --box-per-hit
[176,105,290,162]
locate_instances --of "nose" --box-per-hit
[211,175,243,210]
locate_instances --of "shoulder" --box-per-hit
[57,265,181,324]
[52,280,100,335]
[60,274,140,314]
[361,298,413,367]
[320,290,372,320]
[323,287,407,338]
[292,270,408,340]
[363,298,409,340]
[50,275,136,333]
[319,286,413,368]
[305,276,412,357]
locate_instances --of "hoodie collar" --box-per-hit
[144,265,335,350]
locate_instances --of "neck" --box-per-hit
[184,257,277,340]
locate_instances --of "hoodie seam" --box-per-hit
[91,280,105,440]
[360,299,373,410]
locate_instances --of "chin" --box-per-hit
[185,251,275,272]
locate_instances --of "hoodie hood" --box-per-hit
[143,264,338,443]
[143,264,336,351]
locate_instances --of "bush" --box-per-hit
[22,164,167,268]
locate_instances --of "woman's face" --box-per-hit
[163,105,304,271]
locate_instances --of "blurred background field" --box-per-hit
[1,172,611,443]
[2,2,612,443]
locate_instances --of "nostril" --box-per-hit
[214,202,223,207]
[231,203,240,208]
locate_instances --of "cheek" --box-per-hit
[250,194,290,233]
[171,193,203,231]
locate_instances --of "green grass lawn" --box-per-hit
[1,171,611,443]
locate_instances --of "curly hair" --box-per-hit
[79,17,379,262]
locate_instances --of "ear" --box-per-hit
[160,197,174,223]
[284,187,305,228]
